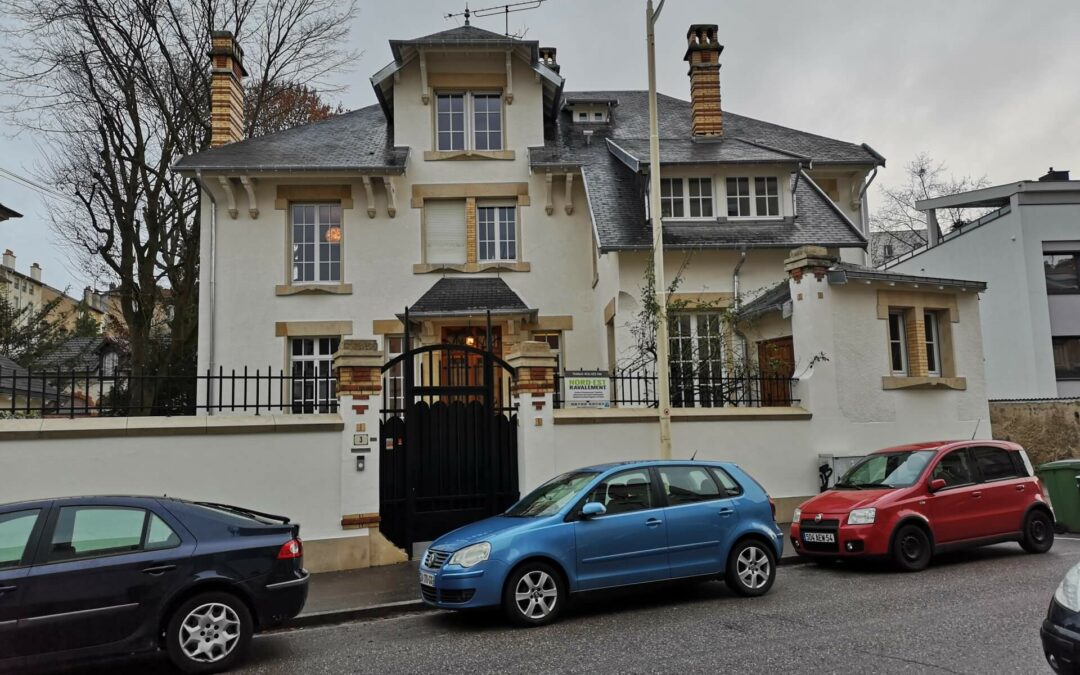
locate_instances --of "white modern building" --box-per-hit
[887,169,1080,399]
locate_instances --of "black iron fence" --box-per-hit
[0,366,337,418]
[554,364,799,409]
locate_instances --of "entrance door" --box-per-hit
[757,336,795,405]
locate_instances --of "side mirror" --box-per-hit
[581,502,607,518]
[929,478,947,493]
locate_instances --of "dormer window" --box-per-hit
[660,177,714,219]
[436,92,503,152]
[726,176,779,218]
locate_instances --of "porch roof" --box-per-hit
[403,277,536,319]
[739,282,790,319]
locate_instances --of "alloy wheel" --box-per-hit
[514,570,558,619]
[178,602,241,663]
[736,545,771,590]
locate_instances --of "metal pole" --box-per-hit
[646,0,673,459]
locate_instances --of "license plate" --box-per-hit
[803,532,835,543]
[419,571,435,587]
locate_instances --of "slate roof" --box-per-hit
[173,105,408,173]
[35,337,117,372]
[740,282,791,319]
[0,355,65,399]
[827,261,987,291]
[606,138,808,171]
[406,278,534,318]
[389,25,535,62]
[0,202,22,220]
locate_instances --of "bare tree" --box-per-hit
[0,0,356,411]
[871,152,991,263]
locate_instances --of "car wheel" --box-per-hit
[892,524,932,572]
[166,591,253,674]
[503,562,565,627]
[1021,510,1055,554]
[725,539,776,597]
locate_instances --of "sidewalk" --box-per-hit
[290,523,801,628]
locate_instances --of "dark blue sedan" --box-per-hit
[419,460,783,625]
[0,496,308,673]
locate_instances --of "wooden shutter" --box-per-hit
[425,200,467,264]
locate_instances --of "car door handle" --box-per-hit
[142,564,177,576]
[717,508,735,517]
[972,491,983,499]
[1015,485,1026,492]
[645,518,663,528]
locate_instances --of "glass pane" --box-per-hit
[931,451,974,487]
[0,510,39,568]
[50,507,146,560]
[658,466,721,505]
[146,514,180,550]
[582,469,655,514]
[1054,337,1080,379]
[1045,254,1080,293]
[972,447,1018,481]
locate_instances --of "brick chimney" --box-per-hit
[2,249,14,269]
[209,30,247,148]
[30,262,41,281]
[683,24,724,138]
[539,47,559,74]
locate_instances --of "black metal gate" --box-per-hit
[379,312,519,556]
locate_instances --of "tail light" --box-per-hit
[277,537,303,560]
[768,497,776,520]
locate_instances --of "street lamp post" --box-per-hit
[646,0,673,459]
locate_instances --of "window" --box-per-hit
[657,466,722,505]
[971,446,1021,482]
[1044,253,1080,294]
[0,509,39,569]
[292,203,342,284]
[436,92,502,152]
[837,450,936,488]
[883,244,895,259]
[931,450,974,488]
[146,514,181,550]
[578,111,588,121]
[477,205,517,262]
[583,469,655,515]
[660,178,684,218]
[727,177,780,218]
[48,506,146,561]
[888,311,908,375]
[1054,337,1080,380]
[505,471,599,517]
[594,111,604,121]
[688,178,714,217]
[291,337,340,414]
[532,331,561,371]
[425,200,467,264]
[924,311,942,376]
[670,312,724,407]
[436,93,466,151]
[710,468,744,496]
[385,336,405,413]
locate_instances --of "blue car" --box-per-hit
[419,460,783,625]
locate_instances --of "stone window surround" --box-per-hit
[274,185,354,296]
[412,183,531,274]
[877,289,967,391]
[425,74,514,161]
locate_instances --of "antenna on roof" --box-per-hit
[447,0,547,37]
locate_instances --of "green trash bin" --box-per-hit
[1037,459,1080,533]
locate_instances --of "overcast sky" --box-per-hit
[1,0,1078,292]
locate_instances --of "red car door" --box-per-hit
[928,448,984,544]
[970,446,1029,536]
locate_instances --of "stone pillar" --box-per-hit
[332,339,406,568]
[506,341,559,494]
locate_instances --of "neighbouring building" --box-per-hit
[0,203,21,222]
[165,22,992,566]
[0,249,108,333]
[887,168,1080,399]
[870,228,927,267]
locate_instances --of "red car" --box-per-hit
[791,441,1054,571]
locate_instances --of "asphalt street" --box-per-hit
[35,537,1080,675]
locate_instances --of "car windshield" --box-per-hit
[505,471,599,517]
[835,450,936,489]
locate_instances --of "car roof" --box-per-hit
[577,459,732,472]
[0,495,177,510]
[870,440,1023,455]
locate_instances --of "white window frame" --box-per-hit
[435,91,503,152]
[290,336,340,414]
[669,312,725,407]
[659,177,714,220]
[476,204,517,262]
[924,311,942,377]
[660,178,684,218]
[726,176,782,219]
[291,203,342,284]
[888,310,908,375]
[385,335,405,413]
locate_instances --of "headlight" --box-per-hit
[792,507,802,522]
[1056,564,1080,611]
[449,542,491,568]
[847,507,876,525]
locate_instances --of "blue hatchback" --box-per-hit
[419,460,783,625]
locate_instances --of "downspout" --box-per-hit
[858,167,879,266]
[195,169,217,414]
[732,248,749,388]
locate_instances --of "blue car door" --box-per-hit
[0,505,48,659]
[573,467,669,590]
[656,465,737,578]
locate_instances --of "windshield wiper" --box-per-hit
[855,482,892,488]
[833,482,863,490]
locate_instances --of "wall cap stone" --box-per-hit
[0,414,343,441]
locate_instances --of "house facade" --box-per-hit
[172,22,993,564]
[1,249,108,333]
[887,169,1080,399]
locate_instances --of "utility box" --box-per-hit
[1037,459,1080,533]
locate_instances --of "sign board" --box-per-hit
[563,370,610,408]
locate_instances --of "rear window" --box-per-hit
[971,446,1022,481]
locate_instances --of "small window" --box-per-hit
[883,244,895,259]
[931,450,974,488]
[1044,253,1080,294]
[754,177,780,216]
[710,468,744,496]
[726,177,750,217]
[146,514,181,551]
[972,446,1021,482]
[924,311,942,376]
[660,178,684,218]
[658,466,722,505]
[385,336,405,413]
[888,310,908,375]
[436,93,466,151]
[0,509,40,569]
[687,178,714,218]
[532,331,562,371]
[292,203,342,284]
[49,506,146,561]
[1053,337,1080,380]
[583,469,655,515]
[477,205,517,262]
[578,111,587,120]
[593,111,604,121]
[291,337,340,414]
